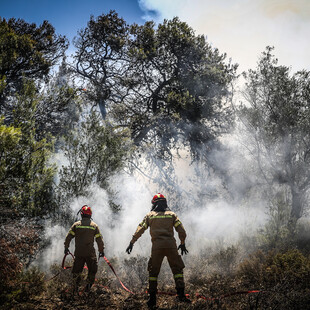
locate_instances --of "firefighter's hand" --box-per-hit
[126,242,133,254]
[99,251,104,258]
[64,248,69,255]
[178,244,188,255]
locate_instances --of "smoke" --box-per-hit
[37,128,271,272]
[36,175,153,270]
[36,94,281,271]
[35,223,67,271]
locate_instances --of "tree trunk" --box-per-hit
[289,186,303,232]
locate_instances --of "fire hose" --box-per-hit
[61,252,75,269]
[62,251,134,293]
[61,252,262,301]
[102,256,135,294]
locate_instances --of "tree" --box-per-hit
[56,111,131,209]
[240,47,310,227]
[0,17,68,115]
[34,58,80,141]
[73,11,130,119]
[74,12,237,162]
[73,12,237,209]
[0,81,55,218]
[122,17,236,161]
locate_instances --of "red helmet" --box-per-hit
[151,193,166,205]
[81,205,92,216]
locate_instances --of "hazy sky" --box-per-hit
[1,0,309,73]
[139,0,310,73]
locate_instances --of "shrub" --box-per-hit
[0,267,45,308]
[237,249,310,309]
[211,245,239,275]
[122,255,148,289]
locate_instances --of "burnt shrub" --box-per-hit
[0,267,45,309]
[122,255,148,289]
[0,238,23,307]
[211,245,239,275]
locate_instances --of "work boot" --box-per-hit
[72,275,81,295]
[176,287,191,303]
[147,292,157,309]
[72,285,79,296]
[84,283,92,293]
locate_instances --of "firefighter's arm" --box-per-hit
[64,224,76,250]
[95,226,104,253]
[130,216,149,244]
[174,215,187,244]
[126,216,149,254]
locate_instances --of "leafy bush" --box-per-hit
[237,249,310,309]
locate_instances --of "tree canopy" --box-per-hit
[0,17,68,116]
[0,81,55,218]
[74,12,237,162]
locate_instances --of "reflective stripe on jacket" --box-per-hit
[130,210,186,249]
[64,218,104,257]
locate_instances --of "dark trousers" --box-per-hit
[72,255,98,285]
[148,248,185,294]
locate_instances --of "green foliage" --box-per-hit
[18,267,45,299]
[73,10,129,105]
[73,11,237,209]
[265,250,310,286]
[0,117,22,171]
[238,249,310,309]
[74,12,237,162]
[34,83,79,141]
[56,111,131,206]
[0,17,68,96]
[3,67,79,140]
[123,17,237,160]
[189,248,310,309]
[0,81,55,217]
[0,75,6,94]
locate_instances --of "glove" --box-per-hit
[126,242,133,254]
[64,248,69,255]
[99,251,104,257]
[178,244,188,255]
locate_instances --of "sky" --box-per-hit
[1,0,309,73]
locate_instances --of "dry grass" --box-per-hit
[2,246,310,309]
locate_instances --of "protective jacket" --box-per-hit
[64,218,104,257]
[130,210,186,249]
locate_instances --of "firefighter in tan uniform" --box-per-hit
[126,193,190,308]
[64,205,104,292]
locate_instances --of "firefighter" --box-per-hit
[126,193,191,308]
[64,205,104,292]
